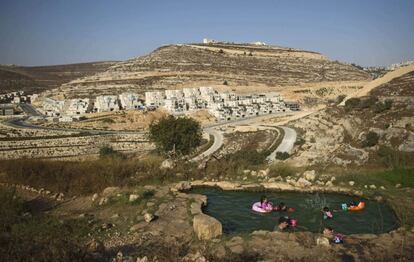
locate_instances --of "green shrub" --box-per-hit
[276,152,290,160]
[0,188,24,233]
[344,97,361,110]
[100,117,115,123]
[268,163,296,178]
[294,137,305,146]
[99,145,125,159]
[363,131,379,147]
[149,116,202,156]
[374,99,393,113]
[377,146,413,169]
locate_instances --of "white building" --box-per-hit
[165,89,184,99]
[65,99,90,115]
[183,87,200,98]
[94,95,119,112]
[119,92,142,110]
[145,91,165,107]
[43,98,65,116]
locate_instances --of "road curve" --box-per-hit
[266,126,297,162]
[190,128,223,162]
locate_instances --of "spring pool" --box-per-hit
[191,187,399,235]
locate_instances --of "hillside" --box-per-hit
[288,68,414,168]
[0,61,117,94]
[49,43,371,100]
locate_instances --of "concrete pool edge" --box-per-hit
[174,180,403,241]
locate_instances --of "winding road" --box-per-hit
[3,107,300,161]
[266,126,297,162]
[190,128,223,162]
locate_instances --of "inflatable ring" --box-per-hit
[348,202,365,211]
[252,202,273,213]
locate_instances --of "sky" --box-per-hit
[0,0,413,67]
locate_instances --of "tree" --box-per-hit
[149,116,202,156]
[363,131,379,147]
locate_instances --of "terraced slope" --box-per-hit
[289,70,414,167]
[0,61,116,94]
[53,43,371,99]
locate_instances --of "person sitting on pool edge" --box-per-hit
[323,226,344,244]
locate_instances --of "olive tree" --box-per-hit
[149,116,202,156]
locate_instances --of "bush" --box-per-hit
[0,157,165,195]
[228,149,267,167]
[276,151,290,160]
[344,97,361,110]
[294,137,305,146]
[149,116,202,156]
[374,99,393,113]
[363,131,379,147]
[100,117,115,123]
[223,80,228,85]
[0,188,24,233]
[377,146,413,169]
[268,163,296,178]
[99,145,120,158]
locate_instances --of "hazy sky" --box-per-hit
[1,0,413,66]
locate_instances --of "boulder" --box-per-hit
[172,181,191,192]
[129,194,140,202]
[349,181,355,186]
[160,159,175,169]
[182,251,207,262]
[136,257,148,262]
[92,193,99,202]
[85,239,105,253]
[130,222,147,232]
[325,181,334,187]
[296,177,312,188]
[193,214,222,240]
[369,184,377,189]
[102,186,120,196]
[144,213,155,223]
[316,237,330,247]
[303,170,316,181]
[395,184,402,188]
[99,197,109,206]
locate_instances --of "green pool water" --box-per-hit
[190,187,399,235]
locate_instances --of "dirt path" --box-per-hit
[341,64,414,105]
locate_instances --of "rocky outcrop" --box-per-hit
[193,214,222,240]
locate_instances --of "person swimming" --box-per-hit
[276,216,297,231]
[322,207,333,219]
[274,202,295,212]
[260,195,274,210]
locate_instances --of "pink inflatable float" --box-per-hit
[252,202,273,213]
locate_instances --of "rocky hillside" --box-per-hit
[289,69,414,168]
[0,61,116,94]
[50,43,371,99]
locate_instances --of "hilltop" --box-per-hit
[0,61,117,94]
[47,43,371,102]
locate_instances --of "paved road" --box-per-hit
[19,103,42,117]
[190,128,223,162]
[266,126,297,162]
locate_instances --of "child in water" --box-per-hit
[260,195,274,211]
[322,207,333,219]
[274,202,295,212]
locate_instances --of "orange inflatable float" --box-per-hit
[347,201,365,211]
